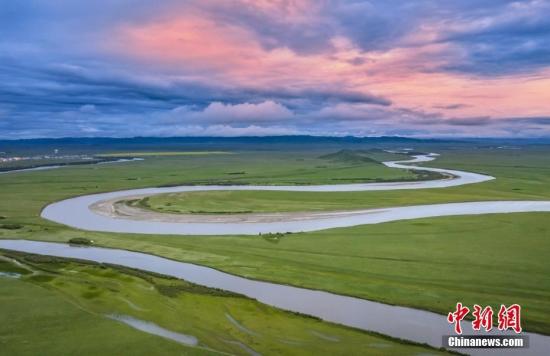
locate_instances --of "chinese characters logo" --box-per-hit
[447,303,522,334]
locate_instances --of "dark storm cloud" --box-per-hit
[0,58,390,114]
[503,116,550,125]
[433,104,469,110]
[445,117,493,126]
[433,1,550,75]
[0,54,392,138]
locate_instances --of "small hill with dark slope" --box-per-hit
[319,149,381,164]
[363,148,385,153]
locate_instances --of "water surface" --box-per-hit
[1,240,547,355]
[42,154,539,236]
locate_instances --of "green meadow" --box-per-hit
[0,252,448,355]
[140,148,550,214]
[1,145,549,353]
[97,151,233,157]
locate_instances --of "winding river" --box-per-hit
[2,153,550,354]
[0,239,547,355]
[39,154,550,235]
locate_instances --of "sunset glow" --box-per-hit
[2,0,550,138]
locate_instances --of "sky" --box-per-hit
[1,0,550,139]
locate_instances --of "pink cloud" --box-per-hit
[194,100,294,122]
[106,1,550,129]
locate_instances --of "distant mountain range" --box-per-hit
[0,136,548,155]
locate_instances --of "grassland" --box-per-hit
[0,145,549,340]
[0,157,103,171]
[0,252,447,355]
[97,151,233,157]
[137,148,550,214]
[0,260,211,355]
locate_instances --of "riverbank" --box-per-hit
[0,245,450,356]
[1,148,550,346]
[2,240,548,355]
[42,154,503,235]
